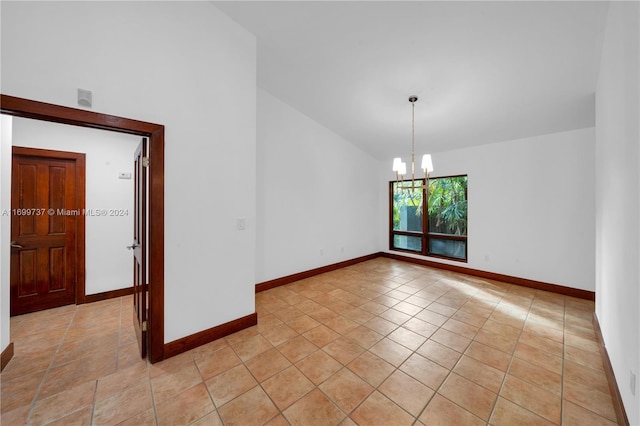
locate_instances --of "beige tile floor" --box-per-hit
[1,258,619,425]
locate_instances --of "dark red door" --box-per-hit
[10,149,82,316]
[131,138,148,358]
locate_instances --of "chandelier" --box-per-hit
[392,96,433,191]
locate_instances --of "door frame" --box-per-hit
[11,146,86,314]
[1,94,165,363]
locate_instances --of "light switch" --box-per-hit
[237,218,246,230]
[118,172,132,180]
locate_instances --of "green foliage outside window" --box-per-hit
[428,176,467,236]
[392,182,423,231]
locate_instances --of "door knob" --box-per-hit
[127,243,139,250]
[10,241,23,249]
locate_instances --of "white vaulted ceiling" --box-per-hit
[213,1,609,159]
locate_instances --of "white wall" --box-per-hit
[379,127,596,292]
[1,1,257,343]
[595,2,640,424]
[12,117,139,295]
[1,116,12,355]
[256,89,379,282]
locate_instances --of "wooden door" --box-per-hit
[10,148,84,316]
[131,138,148,358]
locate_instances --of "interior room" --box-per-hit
[0,1,638,425]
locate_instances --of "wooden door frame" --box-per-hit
[1,94,165,363]
[11,146,86,313]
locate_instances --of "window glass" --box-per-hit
[393,234,422,252]
[428,176,467,236]
[392,182,423,232]
[428,238,466,260]
[390,175,468,261]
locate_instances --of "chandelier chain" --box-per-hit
[411,98,416,187]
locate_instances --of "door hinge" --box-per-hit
[142,157,149,167]
[142,320,148,332]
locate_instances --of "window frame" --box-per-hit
[389,174,468,262]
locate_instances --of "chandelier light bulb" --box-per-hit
[392,157,402,172]
[421,154,433,173]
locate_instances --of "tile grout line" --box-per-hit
[89,379,98,426]
[492,293,568,425]
[414,279,507,425]
[226,336,286,425]
[353,269,500,421]
[330,273,467,423]
[364,263,596,424]
[294,274,415,422]
[195,356,225,425]
[367,276,464,426]
[114,295,123,372]
[348,319,433,425]
[286,285,395,422]
[262,273,483,424]
[486,294,531,425]
[24,304,79,425]
[148,364,160,426]
[90,296,124,425]
[529,293,569,426]
[191,342,233,424]
[225,278,396,423]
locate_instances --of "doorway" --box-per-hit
[10,147,85,315]
[1,94,165,363]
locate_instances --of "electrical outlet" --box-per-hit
[631,370,636,396]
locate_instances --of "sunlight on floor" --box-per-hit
[1,258,616,425]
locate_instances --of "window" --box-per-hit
[390,175,468,261]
